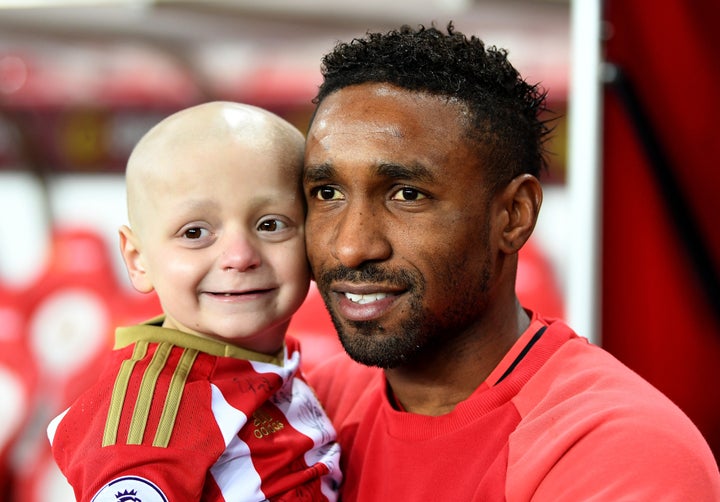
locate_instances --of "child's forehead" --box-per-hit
[157,139,302,191]
[133,128,299,179]
[131,102,300,165]
[126,103,304,218]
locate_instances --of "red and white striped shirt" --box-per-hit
[48,319,341,502]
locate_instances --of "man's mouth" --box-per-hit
[345,292,390,304]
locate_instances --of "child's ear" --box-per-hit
[497,174,543,254]
[118,225,154,294]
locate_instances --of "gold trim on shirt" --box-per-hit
[153,347,198,447]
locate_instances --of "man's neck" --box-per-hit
[384,304,530,416]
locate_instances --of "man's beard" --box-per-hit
[315,264,426,368]
[333,296,428,369]
[315,261,490,369]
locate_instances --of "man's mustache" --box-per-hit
[316,264,419,290]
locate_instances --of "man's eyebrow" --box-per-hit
[303,163,335,183]
[303,161,436,183]
[376,162,435,182]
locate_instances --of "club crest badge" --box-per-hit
[91,476,168,502]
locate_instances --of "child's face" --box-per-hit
[122,121,309,353]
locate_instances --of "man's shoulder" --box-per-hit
[517,317,715,457]
[519,324,699,423]
[507,324,720,499]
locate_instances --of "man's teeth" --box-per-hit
[345,292,388,304]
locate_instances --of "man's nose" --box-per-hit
[331,202,391,269]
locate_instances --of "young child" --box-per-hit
[47,102,341,501]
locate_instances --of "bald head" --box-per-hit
[125,101,305,232]
[118,100,312,350]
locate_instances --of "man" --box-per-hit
[303,23,720,500]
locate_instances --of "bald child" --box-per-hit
[47,102,341,502]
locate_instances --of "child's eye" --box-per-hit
[258,219,288,232]
[183,227,207,239]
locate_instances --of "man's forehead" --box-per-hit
[311,86,469,136]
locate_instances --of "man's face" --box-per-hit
[304,83,499,368]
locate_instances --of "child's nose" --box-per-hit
[219,233,262,272]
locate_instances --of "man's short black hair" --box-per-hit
[313,22,553,190]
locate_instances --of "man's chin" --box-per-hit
[337,330,415,369]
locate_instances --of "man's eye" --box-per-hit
[391,187,426,201]
[313,187,343,201]
[183,227,206,239]
[258,219,288,232]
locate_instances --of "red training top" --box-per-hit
[308,312,720,501]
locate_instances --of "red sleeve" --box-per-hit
[47,345,225,501]
[307,351,382,428]
[57,442,218,501]
[530,418,720,501]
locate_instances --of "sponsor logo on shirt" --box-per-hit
[252,407,285,439]
[91,476,168,502]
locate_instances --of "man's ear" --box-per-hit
[118,225,154,294]
[497,174,543,254]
